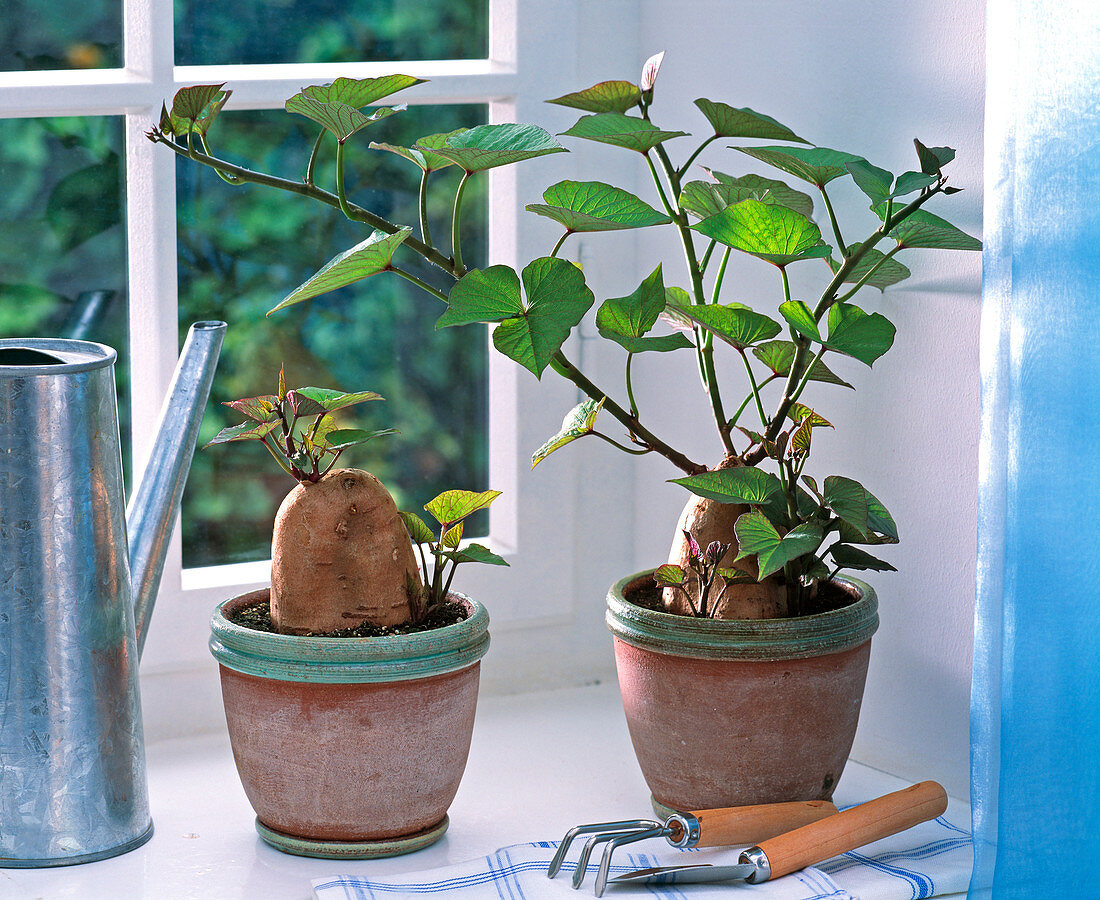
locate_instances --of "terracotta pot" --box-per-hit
[209,588,490,859]
[606,571,878,812]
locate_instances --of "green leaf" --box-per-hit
[778,300,821,342]
[596,265,666,341]
[829,247,911,291]
[399,510,437,545]
[285,94,404,141]
[444,543,510,567]
[823,476,898,539]
[789,417,814,455]
[692,199,831,267]
[829,543,897,572]
[892,170,937,197]
[222,395,280,423]
[292,387,384,412]
[751,340,853,389]
[606,332,693,353]
[297,74,425,107]
[440,258,594,377]
[654,564,686,587]
[370,129,467,172]
[786,403,832,428]
[560,112,688,154]
[204,419,278,447]
[321,428,398,451]
[734,512,825,579]
[733,145,867,187]
[547,81,641,113]
[531,398,605,468]
[425,489,502,526]
[694,99,809,143]
[825,302,895,366]
[426,123,567,172]
[680,175,814,221]
[526,181,671,232]
[270,228,412,313]
[670,467,784,505]
[836,519,899,546]
[673,302,782,350]
[876,207,982,251]
[442,521,464,549]
[703,169,815,218]
[845,159,894,205]
[167,84,231,136]
[285,389,327,417]
[914,139,955,175]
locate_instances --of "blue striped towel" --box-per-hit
[311,813,972,899]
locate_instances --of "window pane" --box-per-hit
[0,3,121,71]
[178,104,489,569]
[175,0,488,66]
[0,116,130,482]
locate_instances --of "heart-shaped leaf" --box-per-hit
[596,265,666,341]
[205,419,278,447]
[370,129,467,172]
[789,417,814,456]
[734,145,867,187]
[399,510,436,545]
[673,302,782,349]
[292,387,384,412]
[914,139,956,175]
[836,519,900,546]
[681,174,815,221]
[285,93,403,141]
[670,467,784,505]
[845,159,894,205]
[891,170,937,197]
[778,300,821,342]
[825,302,895,366]
[442,521,464,548]
[297,74,425,108]
[693,199,831,267]
[164,84,231,137]
[321,427,398,451]
[222,394,279,422]
[547,80,641,114]
[694,99,809,143]
[823,476,898,539]
[734,512,826,579]
[752,340,853,388]
[270,228,412,313]
[786,403,832,428]
[526,180,671,232]
[829,543,897,572]
[439,258,595,377]
[531,397,605,468]
[426,123,567,172]
[877,206,982,251]
[285,389,327,417]
[444,543,510,566]
[829,247,911,291]
[654,564,686,587]
[560,112,688,154]
[425,489,502,526]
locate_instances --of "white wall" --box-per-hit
[620,0,985,797]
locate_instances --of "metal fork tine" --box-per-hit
[547,819,657,879]
[594,830,670,898]
[573,826,665,890]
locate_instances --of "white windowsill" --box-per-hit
[0,682,970,899]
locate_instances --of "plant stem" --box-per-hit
[151,133,456,275]
[819,185,846,253]
[451,170,472,274]
[625,352,639,417]
[678,134,718,178]
[198,135,242,185]
[305,129,324,187]
[737,348,769,428]
[390,265,449,303]
[550,230,571,259]
[335,140,357,221]
[711,246,733,304]
[549,351,705,474]
[592,430,650,455]
[418,168,433,247]
[644,152,676,216]
[699,238,717,273]
[835,245,903,304]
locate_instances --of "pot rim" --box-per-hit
[606,569,878,661]
[210,588,490,683]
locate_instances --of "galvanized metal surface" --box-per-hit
[0,324,224,866]
[606,570,879,661]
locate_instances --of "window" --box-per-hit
[0,0,595,677]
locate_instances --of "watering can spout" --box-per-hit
[127,320,226,657]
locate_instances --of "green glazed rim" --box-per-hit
[209,589,490,684]
[606,570,878,661]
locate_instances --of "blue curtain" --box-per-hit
[971,2,1100,896]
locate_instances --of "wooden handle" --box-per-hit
[688,799,838,848]
[755,781,948,880]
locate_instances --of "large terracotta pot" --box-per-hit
[209,588,489,859]
[606,571,878,812]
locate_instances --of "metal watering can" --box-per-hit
[0,321,226,867]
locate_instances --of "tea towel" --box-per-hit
[311,812,972,899]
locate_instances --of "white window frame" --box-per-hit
[0,0,637,680]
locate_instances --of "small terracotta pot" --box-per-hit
[606,572,877,812]
[209,589,489,858]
